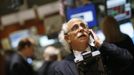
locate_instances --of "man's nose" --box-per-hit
[79,26,84,32]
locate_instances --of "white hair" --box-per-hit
[58,23,71,53]
[43,46,61,61]
[58,18,88,53]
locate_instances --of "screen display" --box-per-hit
[106,0,131,21]
[119,22,134,44]
[39,36,56,47]
[66,3,97,28]
[9,30,30,48]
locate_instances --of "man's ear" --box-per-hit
[64,35,71,43]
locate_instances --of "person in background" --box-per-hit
[4,49,16,75]
[38,45,61,75]
[0,52,5,75]
[9,38,36,75]
[50,18,133,75]
[100,16,134,75]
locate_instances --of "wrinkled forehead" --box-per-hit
[67,19,87,30]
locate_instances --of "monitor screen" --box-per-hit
[39,36,56,47]
[66,3,97,28]
[119,22,134,44]
[9,30,30,48]
[106,0,131,21]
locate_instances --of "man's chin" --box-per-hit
[79,38,88,43]
[78,36,88,40]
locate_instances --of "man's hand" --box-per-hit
[88,29,103,48]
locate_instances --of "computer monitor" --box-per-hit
[66,3,98,28]
[106,0,131,22]
[119,22,134,44]
[39,36,56,47]
[9,30,30,48]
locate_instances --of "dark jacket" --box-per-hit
[99,42,133,75]
[38,61,60,75]
[112,34,134,56]
[5,51,15,75]
[51,42,133,75]
[38,61,59,75]
[106,34,134,75]
[9,53,35,75]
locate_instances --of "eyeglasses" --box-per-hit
[66,23,88,34]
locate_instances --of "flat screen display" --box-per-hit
[39,36,56,47]
[106,0,131,21]
[66,3,97,28]
[119,22,134,44]
[9,30,30,48]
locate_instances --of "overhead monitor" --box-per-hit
[106,0,131,22]
[66,3,98,28]
[39,36,56,47]
[9,30,30,48]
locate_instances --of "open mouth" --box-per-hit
[77,33,87,39]
[78,34,86,38]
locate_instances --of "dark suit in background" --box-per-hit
[38,61,53,75]
[38,61,59,75]
[9,53,35,75]
[108,34,134,75]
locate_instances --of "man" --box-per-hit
[38,45,61,75]
[51,18,133,75]
[9,38,35,75]
[4,49,15,75]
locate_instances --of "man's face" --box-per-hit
[26,46,35,58]
[66,19,89,49]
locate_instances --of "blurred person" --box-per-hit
[43,46,61,61]
[100,16,134,75]
[38,45,61,75]
[4,49,16,75]
[0,52,5,75]
[9,38,36,75]
[50,18,133,75]
[100,16,134,56]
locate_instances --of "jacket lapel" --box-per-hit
[65,54,79,75]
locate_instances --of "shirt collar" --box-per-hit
[73,46,91,62]
[73,46,91,55]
